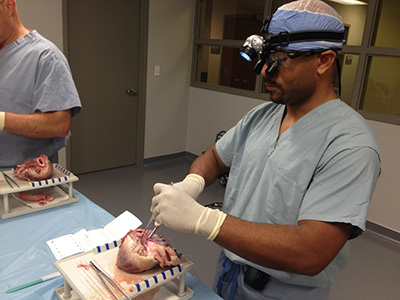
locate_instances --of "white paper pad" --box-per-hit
[47,210,142,260]
[47,233,87,260]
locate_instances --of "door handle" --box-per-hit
[125,89,137,96]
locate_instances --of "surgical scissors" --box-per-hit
[89,261,131,300]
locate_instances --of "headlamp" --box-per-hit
[239,35,265,62]
[240,16,345,76]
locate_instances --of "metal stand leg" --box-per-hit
[177,274,186,297]
[68,183,73,199]
[63,279,72,299]
[3,194,9,213]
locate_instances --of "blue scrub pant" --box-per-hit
[212,252,330,300]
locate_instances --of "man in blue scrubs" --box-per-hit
[151,0,381,299]
[0,0,81,170]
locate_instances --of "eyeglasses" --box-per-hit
[259,49,332,77]
[267,49,327,63]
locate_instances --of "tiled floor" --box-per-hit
[73,154,400,300]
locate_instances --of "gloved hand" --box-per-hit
[0,112,5,131]
[152,183,226,240]
[172,174,205,199]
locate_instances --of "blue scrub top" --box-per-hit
[216,99,381,287]
[0,31,81,169]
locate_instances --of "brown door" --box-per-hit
[67,0,144,174]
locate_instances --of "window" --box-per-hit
[362,56,400,117]
[339,0,400,123]
[191,0,400,124]
[357,0,400,122]
[192,0,267,99]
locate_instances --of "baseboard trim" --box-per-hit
[144,151,198,165]
[366,221,400,244]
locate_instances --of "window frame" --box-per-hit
[190,0,271,100]
[190,0,400,125]
[345,0,400,124]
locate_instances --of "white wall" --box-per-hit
[144,0,195,158]
[186,88,264,153]
[17,0,63,48]
[366,120,400,232]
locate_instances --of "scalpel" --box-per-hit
[6,272,61,293]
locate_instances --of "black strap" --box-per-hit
[266,30,345,47]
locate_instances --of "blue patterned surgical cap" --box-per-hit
[269,0,345,51]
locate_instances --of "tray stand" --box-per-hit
[0,164,79,219]
[55,240,195,300]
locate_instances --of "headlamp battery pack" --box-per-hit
[244,266,270,291]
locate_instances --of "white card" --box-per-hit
[104,210,142,240]
[46,210,142,260]
[46,233,86,260]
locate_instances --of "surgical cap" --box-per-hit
[269,0,345,51]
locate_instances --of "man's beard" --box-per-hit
[265,78,285,104]
[265,78,316,106]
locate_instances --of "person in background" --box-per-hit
[0,0,81,170]
[150,0,381,299]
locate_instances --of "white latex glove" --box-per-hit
[172,174,205,199]
[0,112,5,131]
[152,183,226,240]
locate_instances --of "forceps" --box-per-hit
[89,261,131,300]
[2,172,20,188]
[141,217,159,243]
[141,182,173,243]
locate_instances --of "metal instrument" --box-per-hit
[141,217,159,244]
[89,261,131,300]
[2,172,20,188]
[141,182,173,243]
[205,202,223,209]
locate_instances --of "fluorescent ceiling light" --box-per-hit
[328,0,368,5]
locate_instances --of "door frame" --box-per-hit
[62,0,148,169]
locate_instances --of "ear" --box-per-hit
[317,50,337,76]
[5,0,17,15]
